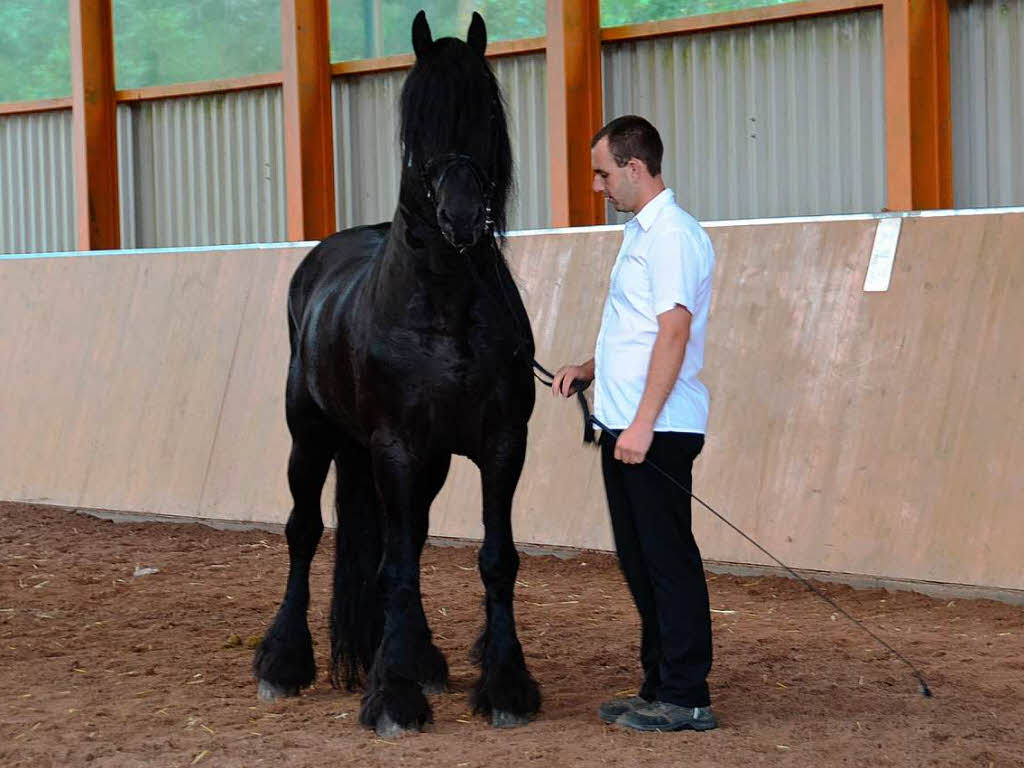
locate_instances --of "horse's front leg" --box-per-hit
[253,435,331,700]
[359,434,449,737]
[471,427,541,727]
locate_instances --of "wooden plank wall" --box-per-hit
[1,213,1022,590]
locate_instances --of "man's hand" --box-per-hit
[614,421,654,464]
[551,359,595,398]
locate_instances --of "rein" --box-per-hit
[459,235,596,445]
[530,361,595,445]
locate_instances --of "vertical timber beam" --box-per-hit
[883,0,953,210]
[70,0,120,250]
[547,0,604,227]
[282,0,337,241]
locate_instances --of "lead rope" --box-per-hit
[537,373,932,697]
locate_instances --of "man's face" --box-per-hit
[591,137,635,213]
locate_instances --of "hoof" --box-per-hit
[376,712,420,739]
[471,660,541,722]
[258,679,299,702]
[492,710,532,728]
[418,642,450,694]
[360,676,432,734]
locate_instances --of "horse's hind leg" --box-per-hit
[470,428,541,727]
[253,424,333,701]
[330,438,386,690]
[333,441,450,695]
[359,437,450,737]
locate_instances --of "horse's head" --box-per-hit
[400,11,513,249]
[421,152,493,249]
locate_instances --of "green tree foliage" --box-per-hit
[600,0,794,27]
[330,1,545,62]
[327,0,798,61]
[0,0,70,102]
[113,0,281,89]
[0,0,800,102]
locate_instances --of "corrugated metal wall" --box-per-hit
[117,88,287,248]
[497,53,549,231]
[950,0,1024,208]
[0,110,75,254]
[332,52,549,232]
[10,6,1022,254]
[602,9,885,223]
[332,68,405,229]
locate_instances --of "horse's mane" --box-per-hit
[399,38,514,237]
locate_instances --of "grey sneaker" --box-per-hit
[616,701,717,732]
[598,695,649,724]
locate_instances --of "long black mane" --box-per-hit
[399,37,513,237]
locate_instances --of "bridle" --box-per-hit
[420,152,497,236]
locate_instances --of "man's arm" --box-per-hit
[614,305,691,464]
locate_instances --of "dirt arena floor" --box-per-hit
[1,502,1022,767]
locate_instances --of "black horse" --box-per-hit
[253,11,541,737]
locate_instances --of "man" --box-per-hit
[552,115,716,733]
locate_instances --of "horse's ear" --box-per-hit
[412,10,433,58]
[466,12,486,56]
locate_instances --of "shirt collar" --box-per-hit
[629,188,674,232]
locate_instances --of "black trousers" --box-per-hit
[600,430,712,708]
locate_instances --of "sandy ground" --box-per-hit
[1,501,1022,767]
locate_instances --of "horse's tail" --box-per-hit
[329,451,383,691]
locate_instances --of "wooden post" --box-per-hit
[70,0,120,251]
[883,0,953,211]
[546,0,604,227]
[282,0,337,241]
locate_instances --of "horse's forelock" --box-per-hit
[400,39,513,235]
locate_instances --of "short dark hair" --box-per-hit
[591,115,663,177]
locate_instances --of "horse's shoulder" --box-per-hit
[296,223,389,284]
[288,223,392,330]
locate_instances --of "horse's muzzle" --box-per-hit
[438,206,486,248]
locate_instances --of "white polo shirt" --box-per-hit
[593,188,715,433]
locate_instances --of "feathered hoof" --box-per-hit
[492,710,532,728]
[360,676,432,736]
[417,642,450,694]
[471,661,541,724]
[251,620,316,697]
[375,712,421,739]
[257,678,300,702]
